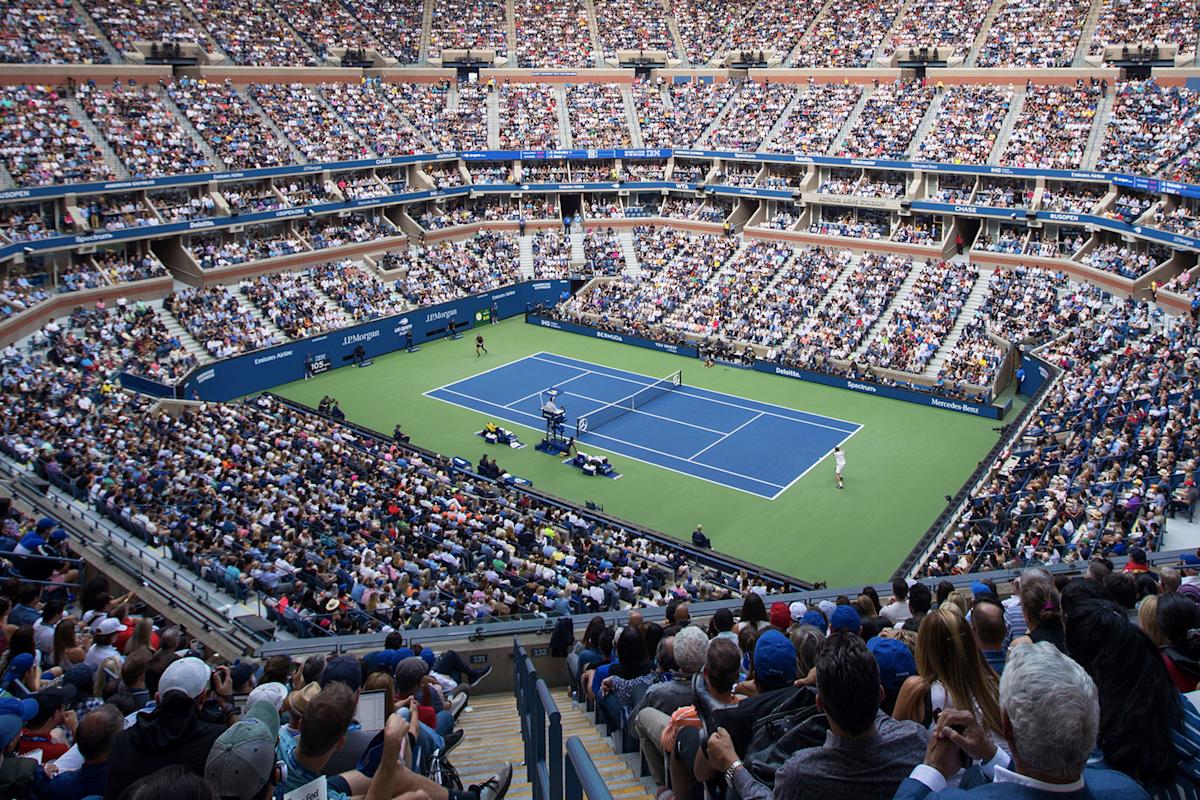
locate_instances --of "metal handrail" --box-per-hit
[564,736,614,800]
[514,639,565,800]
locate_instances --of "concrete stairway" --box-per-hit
[583,0,605,65]
[486,91,501,150]
[987,86,1026,165]
[622,86,645,148]
[244,91,310,164]
[922,268,990,378]
[848,258,927,360]
[761,86,808,151]
[780,253,859,349]
[905,89,947,159]
[419,0,434,63]
[617,230,641,276]
[696,87,741,148]
[828,85,876,155]
[452,693,654,800]
[518,234,536,279]
[160,87,227,171]
[0,160,16,190]
[70,0,124,63]
[1072,0,1105,66]
[570,228,586,265]
[63,95,132,180]
[965,0,1008,66]
[152,296,216,365]
[1081,91,1113,170]
[871,0,916,64]
[664,1,690,66]
[506,0,518,63]
[556,85,573,148]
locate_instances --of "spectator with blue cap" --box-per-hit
[801,609,828,631]
[751,629,799,692]
[831,605,863,636]
[2,653,38,698]
[867,636,916,715]
[0,707,38,797]
[709,633,929,800]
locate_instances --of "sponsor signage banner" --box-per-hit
[526,315,699,358]
[178,281,568,401]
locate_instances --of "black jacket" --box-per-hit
[103,699,225,799]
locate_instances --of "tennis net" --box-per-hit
[575,370,682,437]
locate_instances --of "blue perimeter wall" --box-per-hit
[526,315,1009,420]
[120,281,571,402]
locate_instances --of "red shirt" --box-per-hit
[17,731,69,762]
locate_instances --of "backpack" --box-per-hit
[742,688,830,787]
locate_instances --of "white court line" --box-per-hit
[423,389,783,498]
[533,351,861,434]
[562,389,729,435]
[688,411,764,461]
[768,424,866,500]
[426,354,544,394]
[504,368,593,408]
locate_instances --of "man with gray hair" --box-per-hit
[894,641,1148,798]
[632,626,709,791]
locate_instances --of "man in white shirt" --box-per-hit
[880,579,912,625]
[834,446,846,489]
[33,601,65,656]
[84,618,128,671]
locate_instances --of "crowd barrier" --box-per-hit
[4,147,1199,261]
[565,737,615,800]
[526,314,1009,419]
[163,280,570,401]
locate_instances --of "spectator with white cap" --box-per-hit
[104,656,230,798]
[84,619,126,672]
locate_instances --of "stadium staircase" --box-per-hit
[570,228,586,266]
[695,90,740,149]
[506,0,518,65]
[243,92,310,165]
[518,235,537,279]
[1072,0,1106,66]
[783,0,838,65]
[487,92,501,150]
[987,86,1027,164]
[154,296,217,365]
[780,252,861,350]
[965,0,1008,66]
[622,87,644,148]
[827,86,876,155]
[665,14,690,68]
[454,692,654,800]
[905,89,947,159]
[583,0,604,66]
[160,88,227,171]
[871,0,918,65]
[418,0,433,63]
[63,95,132,181]
[0,160,16,190]
[556,86,573,148]
[847,257,927,361]
[922,266,990,379]
[1081,92,1114,170]
[761,88,808,152]
[617,231,641,277]
[69,0,123,64]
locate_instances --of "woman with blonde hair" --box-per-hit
[124,618,155,655]
[1137,594,1166,646]
[892,606,1003,738]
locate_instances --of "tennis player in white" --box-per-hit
[834,446,846,489]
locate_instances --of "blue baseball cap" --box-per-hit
[2,653,35,684]
[867,636,916,691]
[419,648,436,669]
[830,605,861,633]
[1181,554,1200,567]
[0,696,38,721]
[800,610,826,630]
[319,656,362,693]
[35,517,56,531]
[753,630,798,685]
[0,715,23,748]
[970,581,992,597]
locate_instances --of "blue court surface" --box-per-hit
[424,352,862,499]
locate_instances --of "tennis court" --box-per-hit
[424,352,862,498]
